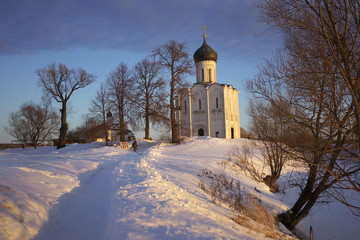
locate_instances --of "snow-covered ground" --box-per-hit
[0,138,359,240]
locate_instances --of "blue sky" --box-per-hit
[0,0,281,142]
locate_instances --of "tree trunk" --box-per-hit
[170,74,179,143]
[145,98,150,139]
[170,107,178,143]
[103,116,109,146]
[278,164,318,230]
[279,189,321,230]
[263,175,279,193]
[58,102,68,149]
[119,105,126,142]
[279,149,339,230]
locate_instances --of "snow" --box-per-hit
[0,138,359,240]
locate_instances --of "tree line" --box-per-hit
[5,40,193,149]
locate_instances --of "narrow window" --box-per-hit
[209,69,212,82]
[202,68,204,82]
[184,100,187,111]
[199,99,202,110]
[216,97,219,109]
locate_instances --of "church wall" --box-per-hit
[178,90,191,137]
[191,84,209,136]
[223,85,240,139]
[177,83,240,139]
[209,84,226,138]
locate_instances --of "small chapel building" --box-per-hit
[177,30,240,139]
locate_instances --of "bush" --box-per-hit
[198,169,295,239]
[227,141,288,193]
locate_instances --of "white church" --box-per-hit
[177,30,240,139]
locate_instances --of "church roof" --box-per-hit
[191,82,238,91]
[193,38,218,63]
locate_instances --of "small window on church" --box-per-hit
[216,98,219,109]
[209,69,212,82]
[202,68,204,82]
[199,99,202,110]
[184,100,187,111]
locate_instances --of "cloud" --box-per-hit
[0,0,277,61]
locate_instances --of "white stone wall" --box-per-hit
[223,85,240,139]
[178,83,240,139]
[191,84,208,136]
[178,90,191,137]
[209,84,226,138]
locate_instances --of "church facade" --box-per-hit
[177,33,240,139]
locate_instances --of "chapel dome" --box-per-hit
[193,39,218,63]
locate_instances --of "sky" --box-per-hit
[0,0,281,143]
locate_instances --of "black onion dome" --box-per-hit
[193,39,218,63]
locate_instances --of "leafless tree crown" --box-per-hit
[248,0,360,230]
[153,40,193,143]
[37,63,95,148]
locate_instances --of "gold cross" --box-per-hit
[203,25,207,39]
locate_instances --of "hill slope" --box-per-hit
[0,138,359,239]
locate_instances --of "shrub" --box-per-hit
[228,141,289,193]
[198,169,296,239]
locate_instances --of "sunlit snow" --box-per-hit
[0,138,359,240]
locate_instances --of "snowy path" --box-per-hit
[106,142,252,240]
[33,160,119,240]
[105,155,150,239]
[31,143,156,240]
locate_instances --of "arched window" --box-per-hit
[184,100,187,111]
[201,68,204,82]
[216,97,219,109]
[209,68,212,82]
[199,99,202,110]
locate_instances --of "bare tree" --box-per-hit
[6,110,30,149]
[247,0,360,230]
[240,127,254,139]
[255,103,290,186]
[106,63,134,142]
[37,63,95,149]
[261,0,360,144]
[68,114,103,143]
[132,57,168,139]
[89,83,110,145]
[153,40,193,143]
[6,101,59,148]
[229,141,289,193]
